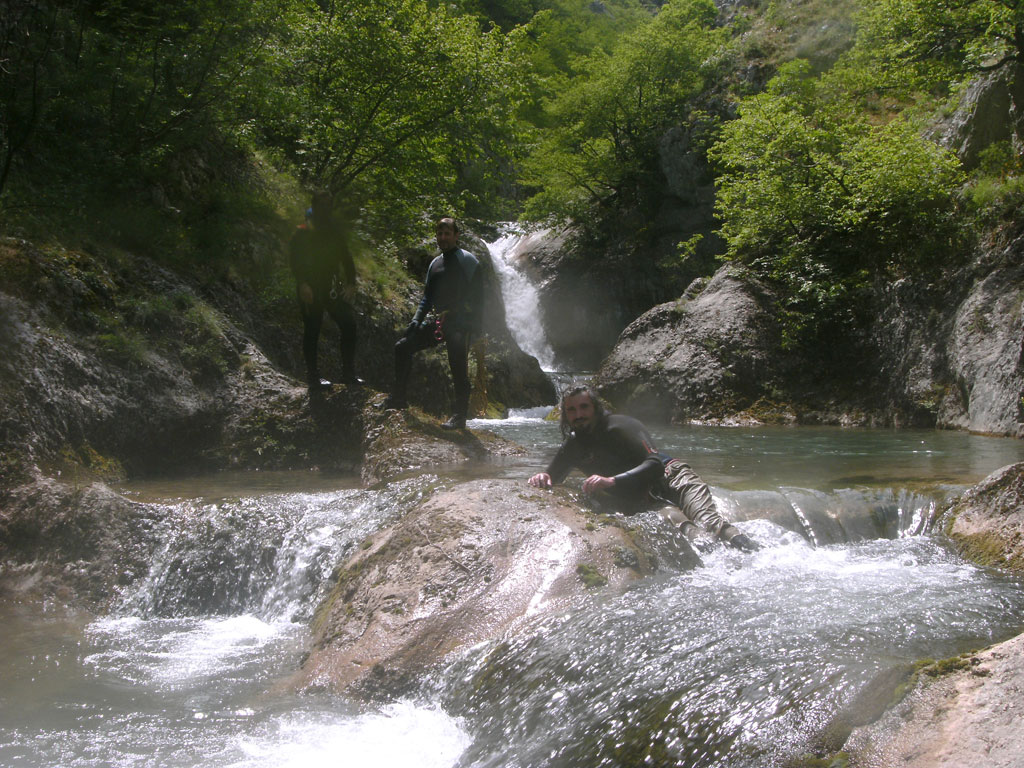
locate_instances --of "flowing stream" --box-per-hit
[3,422,1024,767]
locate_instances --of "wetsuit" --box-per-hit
[289,221,358,385]
[545,414,740,539]
[393,247,483,420]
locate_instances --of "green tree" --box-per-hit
[710,60,965,352]
[858,0,1024,85]
[262,0,527,233]
[521,0,725,223]
[1,0,285,203]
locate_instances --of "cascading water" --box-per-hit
[488,228,559,372]
[3,426,1024,767]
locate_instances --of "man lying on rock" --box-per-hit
[528,385,760,552]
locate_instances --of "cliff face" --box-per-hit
[874,238,1024,437]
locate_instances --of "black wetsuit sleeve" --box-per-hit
[611,457,664,495]
[545,440,577,484]
[605,417,665,496]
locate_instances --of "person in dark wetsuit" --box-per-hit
[528,385,759,551]
[388,217,483,430]
[289,190,361,392]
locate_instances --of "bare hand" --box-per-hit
[299,283,314,305]
[582,475,615,495]
[528,472,552,489]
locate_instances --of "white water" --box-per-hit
[487,229,559,371]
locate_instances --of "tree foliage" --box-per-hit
[260,0,527,232]
[710,59,966,351]
[1,0,528,247]
[1,0,284,197]
[521,0,725,223]
[857,0,1024,88]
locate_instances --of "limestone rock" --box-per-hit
[842,463,1024,767]
[298,479,669,696]
[360,397,526,485]
[945,461,1024,571]
[846,633,1024,768]
[0,474,162,608]
[595,265,783,424]
[936,254,1024,438]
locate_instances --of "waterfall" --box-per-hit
[488,228,559,372]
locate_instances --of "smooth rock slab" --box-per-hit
[298,479,675,695]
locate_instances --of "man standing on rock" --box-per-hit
[388,217,483,430]
[289,190,362,393]
[528,385,760,551]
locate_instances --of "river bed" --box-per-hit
[2,419,1024,767]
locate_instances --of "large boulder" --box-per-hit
[871,233,1024,437]
[944,461,1024,570]
[595,265,784,424]
[297,479,677,696]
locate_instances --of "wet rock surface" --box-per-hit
[845,633,1024,768]
[360,395,526,485]
[944,461,1024,570]
[298,479,671,696]
[0,474,164,608]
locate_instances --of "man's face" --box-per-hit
[563,393,596,434]
[436,225,458,253]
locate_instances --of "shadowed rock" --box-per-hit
[360,396,525,485]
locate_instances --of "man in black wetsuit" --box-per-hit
[528,386,759,551]
[388,217,483,430]
[289,190,361,392]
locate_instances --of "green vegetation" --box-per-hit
[710,58,966,355]
[4,0,1023,371]
[521,0,725,223]
[576,561,608,587]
